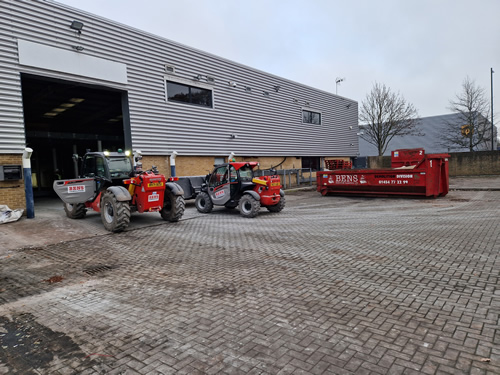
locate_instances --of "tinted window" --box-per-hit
[108,157,133,178]
[229,165,238,182]
[167,82,190,103]
[82,155,106,178]
[209,166,228,187]
[190,87,212,106]
[303,110,321,125]
[167,81,212,107]
[238,166,254,182]
[302,157,321,171]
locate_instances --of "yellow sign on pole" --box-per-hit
[461,124,473,137]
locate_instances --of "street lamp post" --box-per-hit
[491,68,495,150]
[335,77,344,95]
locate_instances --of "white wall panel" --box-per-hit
[17,40,128,84]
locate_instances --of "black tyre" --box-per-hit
[238,194,260,218]
[161,189,185,222]
[63,203,87,219]
[266,196,286,213]
[195,192,213,213]
[100,191,131,233]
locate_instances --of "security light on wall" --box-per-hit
[194,74,203,80]
[70,20,84,32]
[274,85,281,92]
[228,81,237,88]
[165,65,176,74]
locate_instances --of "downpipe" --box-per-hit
[22,147,34,219]
[170,150,178,177]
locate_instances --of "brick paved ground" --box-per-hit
[0,189,499,374]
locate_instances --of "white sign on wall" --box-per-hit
[17,40,128,84]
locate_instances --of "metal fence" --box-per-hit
[255,168,314,189]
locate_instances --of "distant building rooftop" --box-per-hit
[358,113,493,156]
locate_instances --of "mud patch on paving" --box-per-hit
[43,275,64,284]
[209,283,238,297]
[0,313,88,374]
[0,271,69,305]
[0,276,41,305]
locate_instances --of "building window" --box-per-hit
[302,110,321,125]
[302,157,321,171]
[214,157,225,166]
[166,81,212,107]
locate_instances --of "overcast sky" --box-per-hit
[56,0,500,128]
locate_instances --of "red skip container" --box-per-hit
[317,149,450,198]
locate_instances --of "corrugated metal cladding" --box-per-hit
[0,0,359,157]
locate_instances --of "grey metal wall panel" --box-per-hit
[0,0,359,156]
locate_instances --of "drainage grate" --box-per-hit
[83,265,114,276]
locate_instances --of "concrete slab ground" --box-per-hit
[0,175,499,374]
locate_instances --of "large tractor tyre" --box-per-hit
[195,192,213,213]
[238,195,260,218]
[63,203,87,219]
[100,191,131,233]
[161,189,185,222]
[266,196,286,213]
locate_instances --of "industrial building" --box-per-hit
[0,0,358,210]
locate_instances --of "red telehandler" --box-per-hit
[53,150,185,232]
[194,161,285,218]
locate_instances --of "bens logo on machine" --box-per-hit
[148,192,160,202]
[68,185,85,193]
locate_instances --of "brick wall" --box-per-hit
[237,156,301,171]
[448,151,500,176]
[366,156,392,169]
[140,156,170,176]
[0,154,26,210]
[141,156,215,177]
[175,156,220,176]
[142,155,304,177]
[367,151,500,176]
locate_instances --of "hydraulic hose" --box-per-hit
[269,157,287,170]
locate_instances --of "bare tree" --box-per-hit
[441,77,491,152]
[359,82,421,156]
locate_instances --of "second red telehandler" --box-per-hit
[194,161,285,218]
